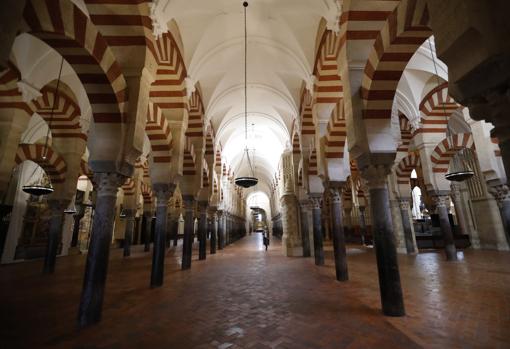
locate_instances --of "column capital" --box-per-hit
[489,184,510,204]
[309,195,322,209]
[398,198,410,211]
[360,164,391,189]
[182,195,195,211]
[94,173,125,198]
[153,183,175,207]
[430,192,450,209]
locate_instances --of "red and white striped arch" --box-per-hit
[299,89,314,137]
[140,182,153,205]
[150,33,188,118]
[186,91,205,138]
[0,63,33,115]
[145,101,172,163]
[122,178,136,197]
[398,113,413,153]
[308,148,318,176]
[360,0,430,120]
[324,99,346,159]
[395,152,420,184]
[23,0,128,125]
[15,143,67,184]
[430,133,475,173]
[418,83,460,135]
[202,158,210,188]
[183,138,196,176]
[313,30,342,105]
[32,86,86,140]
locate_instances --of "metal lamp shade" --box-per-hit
[22,184,54,196]
[235,176,258,188]
[445,149,474,182]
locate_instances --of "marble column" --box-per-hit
[197,201,208,260]
[398,198,416,254]
[490,184,510,244]
[358,206,367,245]
[363,165,405,317]
[210,211,217,254]
[143,211,152,252]
[173,217,180,246]
[225,214,230,245]
[329,185,348,281]
[310,195,324,266]
[217,211,224,250]
[344,207,352,238]
[71,210,84,248]
[431,193,457,261]
[181,196,195,270]
[299,201,311,257]
[450,183,469,236]
[150,184,174,288]
[123,209,135,257]
[43,199,69,274]
[78,172,124,327]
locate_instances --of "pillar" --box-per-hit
[217,210,224,250]
[398,198,417,254]
[362,165,405,316]
[143,211,152,252]
[358,206,367,245]
[210,211,217,254]
[181,195,195,270]
[299,201,311,257]
[169,215,178,247]
[70,209,84,248]
[197,201,207,260]
[43,199,68,274]
[329,184,348,281]
[489,184,510,244]
[150,184,174,288]
[309,195,324,266]
[431,193,458,261]
[78,173,124,327]
[450,184,469,236]
[123,209,135,257]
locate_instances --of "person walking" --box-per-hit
[263,230,269,251]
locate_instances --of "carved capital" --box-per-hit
[182,195,196,212]
[309,195,322,209]
[450,183,462,202]
[94,173,125,198]
[153,183,175,207]
[489,184,510,204]
[360,164,391,189]
[398,198,410,211]
[431,194,450,209]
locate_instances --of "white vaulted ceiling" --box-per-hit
[151,0,340,187]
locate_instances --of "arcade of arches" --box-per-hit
[1,0,510,348]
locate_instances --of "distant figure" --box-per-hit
[263,231,269,251]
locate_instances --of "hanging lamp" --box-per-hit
[234,1,258,189]
[427,38,474,182]
[22,56,65,196]
[64,195,77,214]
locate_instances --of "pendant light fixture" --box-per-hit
[427,38,474,182]
[22,56,65,196]
[234,1,258,189]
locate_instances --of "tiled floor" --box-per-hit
[0,235,509,348]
